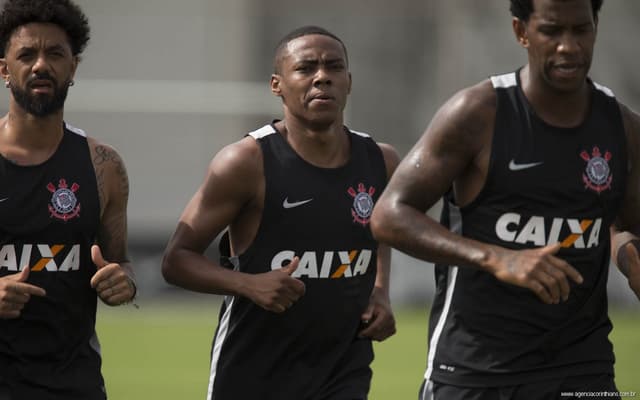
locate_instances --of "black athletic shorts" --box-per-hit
[419,374,619,400]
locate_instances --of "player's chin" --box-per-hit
[305,113,340,129]
[547,68,587,91]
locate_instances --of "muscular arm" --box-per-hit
[371,81,582,304]
[371,82,496,266]
[162,138,260,294]
[89,140,136,305]
[610,104,640,299]
[161,137,305,312]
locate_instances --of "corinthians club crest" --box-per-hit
[580,146,612,193]
[347,183,376,226]
[47,179,81,221]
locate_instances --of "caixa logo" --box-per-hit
[0,244,81,272]
[495,213,602,248]
[271,249,373,278]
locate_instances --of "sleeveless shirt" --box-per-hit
[207,123,387,400]
[426,71,627,386]
[0,123,104,399]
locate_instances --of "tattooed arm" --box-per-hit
[88,138,136,306]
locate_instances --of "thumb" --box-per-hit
[91,245,109,269]
[361,303,374,322]
[10,265,31,282]
[540,242,562,255]
[281,256,300,276]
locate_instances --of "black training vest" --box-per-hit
[427,71,627,386]
[0,123,104,399]
[207,124,387,400]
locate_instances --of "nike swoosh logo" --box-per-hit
[283,197,313,209]
[0,198,8,202]
[508,159,544,171]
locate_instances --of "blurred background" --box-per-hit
[4,0,639,306]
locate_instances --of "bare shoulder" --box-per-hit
[207,135,262,183]
[377,142,400,179]
[195,135,265,211]
[440,79,496,131]
[88,137,127,178]
[88,137,123,162]
[384,79,496,210]
[178,135,264,248]
[422,79,496,159]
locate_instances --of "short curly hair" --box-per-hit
[0,0,90,58]
[510,0,603,22]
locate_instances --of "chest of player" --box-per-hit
[489,111,626,211]
[0,145,100,277]
[469,109,626,254]
[261,160,381,244]
[1,164,99,234]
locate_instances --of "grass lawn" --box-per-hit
[97,301,639,399]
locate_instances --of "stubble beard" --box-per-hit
[10,78,71,117]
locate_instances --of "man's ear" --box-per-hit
[0,58,9,83]
[70,55,79,81]
[271,74,282,97]
[512,17,529,48]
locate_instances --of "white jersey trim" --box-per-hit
[64,122,87,137]
[248,125,371,139]
[206,295,235,400]
[349,129,371,138]
[248,124,276,139]
[490,72,517,89]
[593,81,615,98]
[424,265,459,381]
[424,200,463,381]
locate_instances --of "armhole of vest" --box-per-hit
[457,83,505,213]
[592,87,629,183]
[235,133,269,268]
[353,131,387,184]
[373,139,388,185]
[612,99,630,182]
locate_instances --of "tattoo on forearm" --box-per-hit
[99,211,129,262]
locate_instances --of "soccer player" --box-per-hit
[0,1,136,398]
[162,26,398,399]
[371,0,640,398]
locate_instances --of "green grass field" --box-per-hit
[97,301,639,399]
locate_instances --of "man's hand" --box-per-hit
[90,245,136,306]
[492,243,583,304]
[617,241,640,300]
[245,257,305,313]
[358,286,396,341]
[0,267,46,319]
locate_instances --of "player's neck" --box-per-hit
[0,108,65,165]
[277,118,350,168]
[520,67,591,128]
